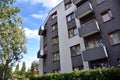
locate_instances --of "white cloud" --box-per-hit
[24,28,39,39]
[17,0,63,8]
[31,8,48,19]
[40,0,63,8]
[31,13,47,19]
[31,14,43,19]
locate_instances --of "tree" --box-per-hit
[0,0,26,79]
[14,63,19,74]
[13,63,21,79]
[21,62,26,72]
[6,64,13,79]
[31,61,39,76]
[20,61,26,76]
[25,68,32,79]
[9,64,13,75]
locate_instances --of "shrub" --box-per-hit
[30,68,120,80]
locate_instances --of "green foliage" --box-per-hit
[19,62,26,76]
[30,61,39,76]
[25,71,32,79]
[14,63,19,74]
[30,68,120,80]
[21,62,26,72]
[100,68,120,80]
[12,62,31,80]
[2,64,13,80]
[0,0,26,79]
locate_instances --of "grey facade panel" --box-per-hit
[50,17,57,25]
[43,61,60,73]
[52,43,59,53]
[78,20,100,37]
[42,15,60,73]
[72,54,83,67]
[67,19,76,30]
[75,1,93,19]
[83,46,108,61]
[39,0,120,74]
[43,36,47,46]
[89,0,120,67]
[52,61,60,70]
[51,29,58,38]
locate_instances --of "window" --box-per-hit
[51,23,57,31]
[92,63,109,69]
[86,39,103,48]
[51,11,57,19]
[53,69,60,73]
[96,0,105,4]
[90,61,109,69]
[70,44,81,56]
[65,1,72,10]
[52,52,60,61]
[44,72,47,74]
[89,59,109,69]
[73,66,83,71]
[73,67,80,71]
[85,35,103,49]
[68,27,78,38]
[101,9,113,22]
[66,12,74,22]
[52,36,59,45]
[108,30,120,45]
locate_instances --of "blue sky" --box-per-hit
[14,0,62,70]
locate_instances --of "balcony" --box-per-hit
[75,1,93,19]
[78,20,100,37]
[37,50,47,58]
[38,27,46,36]
[83,46,108,61]
[73,0,82,5]
[67,19,76,30]
[72,54,83,67]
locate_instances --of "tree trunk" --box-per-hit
[3,65,9,80]
[0,66,4,80]
[1,62,9,80]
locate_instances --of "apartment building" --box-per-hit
[37,0,120,75]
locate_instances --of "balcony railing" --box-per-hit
[78,20,100,37]
[37,50,47,58]
[82,46,108,61]
[67,19,76,30]
[75,1,93,19]
[38,26,46,36]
